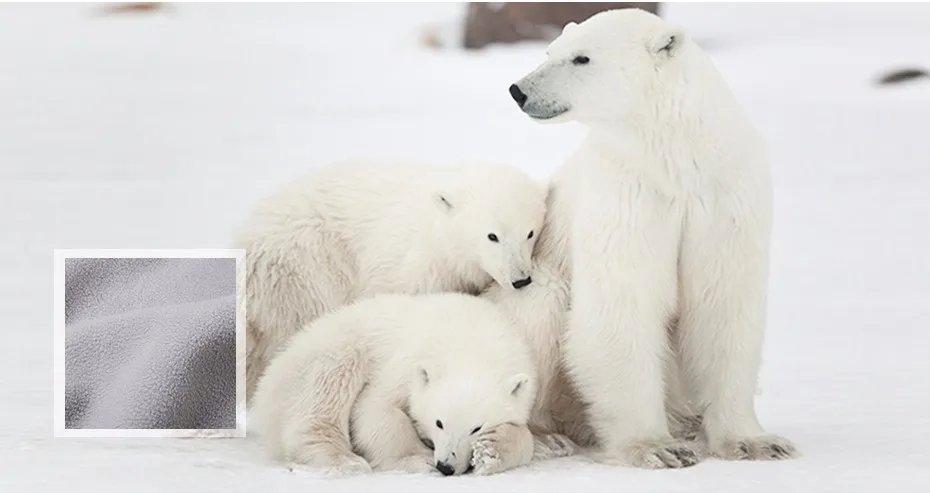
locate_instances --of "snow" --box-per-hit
[2,2,929,492]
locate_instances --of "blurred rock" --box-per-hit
[98,3,166,16]
[462,2,661,50]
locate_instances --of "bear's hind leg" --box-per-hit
[351,387,437,475]
[678,193,798,461]
[286,448,371,478]
[280,350,372,477]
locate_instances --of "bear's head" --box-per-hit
[408,364,536,476]
[508,8,692,126]
[433,166,546,291]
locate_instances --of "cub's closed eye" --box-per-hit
[527,230,534,239]
[435,420,443,429]
[470,426,482,435]
[487,233,499,242]
[572,55,590,65]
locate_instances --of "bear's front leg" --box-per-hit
[350,387,438,475]
[564,177,699,469]
[677,185,798,461]
[470,423,534,475]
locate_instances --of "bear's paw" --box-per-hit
[713,434,798,462]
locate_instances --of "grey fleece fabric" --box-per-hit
[64,257,237,430]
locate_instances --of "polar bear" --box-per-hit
[235,159,547,401]
[250,292,540,477]
[508,9,798,468]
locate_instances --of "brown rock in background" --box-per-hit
[463,2,661,50]
[98,3,166,16]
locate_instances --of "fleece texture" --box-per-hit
[64,257,237,430]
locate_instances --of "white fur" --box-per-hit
[235,159,547,401]
[251,293,539,477]
[510,9,798,467]
[481,262,596,454]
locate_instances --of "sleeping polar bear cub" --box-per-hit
[509,9,798,468]
[251,293,540,477]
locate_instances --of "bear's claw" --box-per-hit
[470,436,504,475]
[533,432,578,460]
[716,435,798,461]
[620,439,703,469]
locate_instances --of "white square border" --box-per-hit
[54,248,247,439]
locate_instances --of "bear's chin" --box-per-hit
[527,108,572,124]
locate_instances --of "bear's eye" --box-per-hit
[527,230,534,240]
[572,55,590,65]
[435,420,443,429]
[487,233,499,243]
[470,425,482,435]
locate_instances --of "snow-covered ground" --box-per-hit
[2,3,929,492]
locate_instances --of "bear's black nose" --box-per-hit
[436,461,455,476]
[512,277,532,289]
[509,84,528,108]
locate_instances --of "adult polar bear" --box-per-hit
[235,160,546,401]
[509,9,797,468]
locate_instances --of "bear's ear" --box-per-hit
[433,191,455,214]
[649,26,689,60]
[561,21,578,35]
[415,365,431,388]
[506,373,531,398]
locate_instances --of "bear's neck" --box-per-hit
[586,61,755,178]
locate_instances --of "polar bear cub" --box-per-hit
[509,9,798,468]
[251,293,539,477]
[236,159,547,401]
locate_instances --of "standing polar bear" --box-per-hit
[234,160,547,400]
[251,292,540,477]
[509,9,797,468]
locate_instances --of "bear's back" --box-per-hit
[334,292,534,377]
[405,293,536,379]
